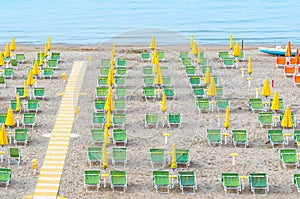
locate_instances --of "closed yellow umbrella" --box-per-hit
[208,76,216,97]
[155,66,163,85]
[10,37,16,51]
[151,49,158,64]
[229,34,233,50]
[160,92,167,112]
[106,109,112,128]
[248,56,252,75]
[39,50,43,66]
[197,47,201,64]
[204,67,212,85]
[233,41,240,57]
[23,80,28,98]
[4,43,10,58]
[44,43,48,58]
[0,52,4,66]
[104,86,114,112]
[285,40,291,57]
[261,77,271,98]
[16,92,21,112]
[0,124,8,147]
[149,36,156,50]
[224,106,230,129]
[271,90,279,111]
[190,35,194,49]
[104,123,110,145]
[27,69,34,86]
[102,143,108,169]
[153,56,160,74]
[5,106,15,127]
[107,64,115,87]
[190,40,198,55]
[171,144,176,169]
[32,60,40,76]
[281,106,293,128]
[47,36,51,51]
[112,42,116,58]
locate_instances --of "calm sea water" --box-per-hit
[0,0,299,45]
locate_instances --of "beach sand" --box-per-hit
[1,43,300,199]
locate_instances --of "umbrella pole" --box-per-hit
[103,169,107,188]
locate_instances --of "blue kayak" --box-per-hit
[259,47,300,56]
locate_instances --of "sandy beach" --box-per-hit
[1,43,300,199]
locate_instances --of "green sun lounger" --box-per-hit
[150,149,165,168]
[206,129,222,146]
[26,99,39,113]
[112,113,126,129]
[0,168,11,189]
[192,86,205,98]
[115,86,127,99]
[16,53,25,63]
[152,170,170,193]
[22,113,36,129]
[232,130,248,148]
[8,147,21,166]
[178,171,197,194]
[43,68,54,79]
[167,113,181,129]
[163,86,175,99]
[92,112,105,128]
[176,149,190,169]
[87,147,102,168]
[114,99,126,112]
[249,173,269,195]
[4,68,14,79]
[117,58,126,67]
[112,148,127,168]
[294,130,300,146]
[113,129,127,146]
[141,52,151,62]
[145,113,159,128]
[144,75,155,87]
[218,51,229,61]
[267,129,284,148]
[258,112,274,127]
[142,66,153,76]
[14,129,28,146]
[84,170,101,192]
[143,86,156,100]
[180,51,188,59]
[221,172,241,195]
[110,170,127,193]
[280,149,299,169]
[196,98,210,112]
[94,99,105,112]
[249,98,264,112]
[95,87,107,99]
[223,58,235,69]
[294,174,300,193]
[216,98,229,113]
[34,87,45,100]
[100,58,110,67]
[97,76,108,87]
[91,128,104,144]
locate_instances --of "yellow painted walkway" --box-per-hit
[33,61,87,199]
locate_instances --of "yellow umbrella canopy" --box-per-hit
[285,40,292,57]
[190,40,198,55]
[0,52,4,66]
[197,47,201,64]
[102,143,108,169]
[271,90,279,111]
[104,123,110,145]
[190,35,194,49]
[153,56,160,74]
[27,69,34,86]
[155,66,163,85]
[47,36,51,51]
[106,109,112,128]
[104,86,114,111]
[149,36,156,50]
[248,56,252,75]
[208,76,216,97]
[10,37,16,51]
[151,49,158,64]
[107,64,115,87]
[5,106,15,127]
[171,144,176,169]
[16,92,21,112]
[0,124,8,146]
[39,50,43,66]
[44,43,48,57]
[281,106,293,128]
[224,106,230,129]
[23,80,28,98]
[160,92,167,112]
[4,43,10,58]
[204,66,212,85]
[32,60,40,76]
[229,34,233,49]
[261,77,271,98]
[233,41,240,57]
